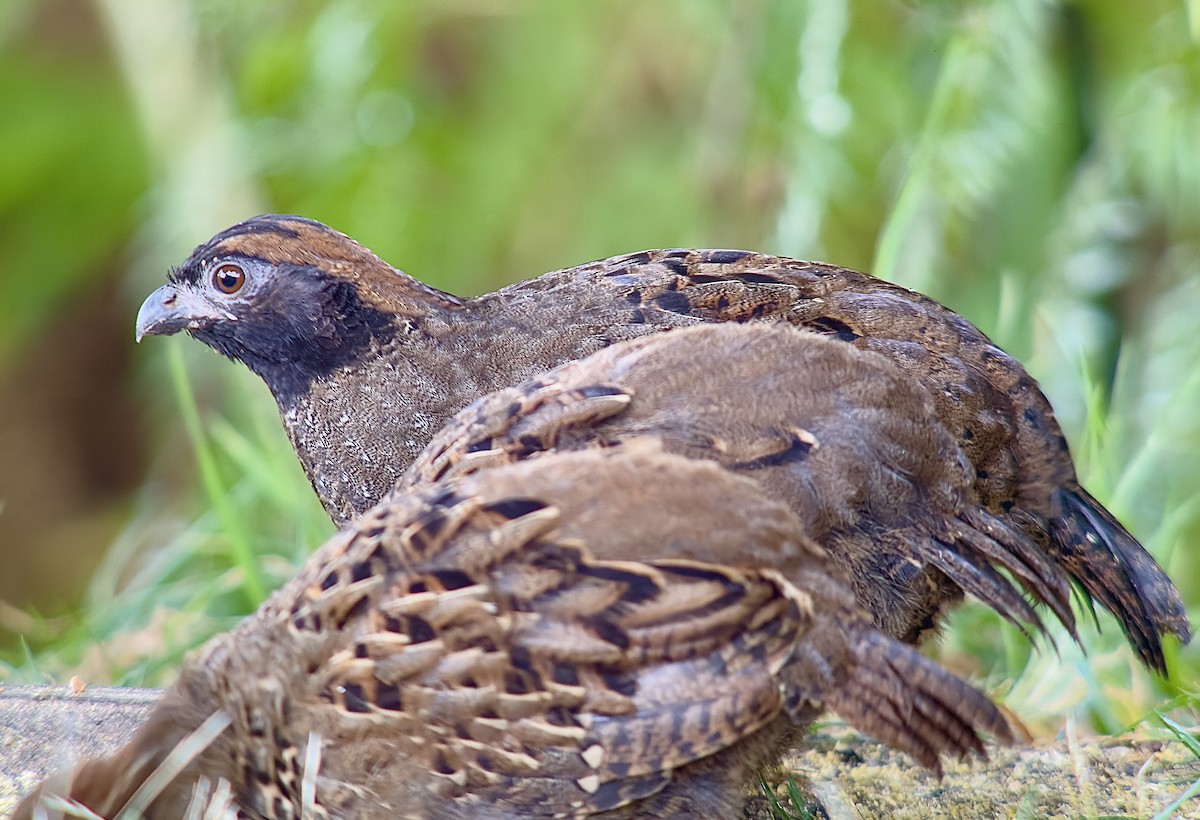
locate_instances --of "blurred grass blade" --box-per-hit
[166,341,264,605]
[1150,711,1200,820]
[1156,712,1200,759]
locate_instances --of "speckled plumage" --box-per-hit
[14,447,1011,819]
[402,322,1073,646]
[135,215,1190,672]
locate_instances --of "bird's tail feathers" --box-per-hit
[1050,487,1191,675]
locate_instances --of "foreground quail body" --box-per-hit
[15,447,1011,819]
[135,215,1191,671]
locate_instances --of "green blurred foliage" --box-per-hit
[0,2,147,368]
[0,0,1196,741]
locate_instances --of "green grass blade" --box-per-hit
[166,341,264,605]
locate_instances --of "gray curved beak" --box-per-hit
[135,284,230,342]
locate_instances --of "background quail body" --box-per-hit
[135,214,1191,672]
[14,447,1011,819]
[403,322,1074,646]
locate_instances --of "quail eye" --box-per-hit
[213,263,246,294]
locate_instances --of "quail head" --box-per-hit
[15,446,1011,819]
[135,215,1190,672]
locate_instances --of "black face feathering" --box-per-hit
[194,263,395,403]
[165,216,399,404]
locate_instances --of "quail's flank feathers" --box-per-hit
[15,446,1012,819]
